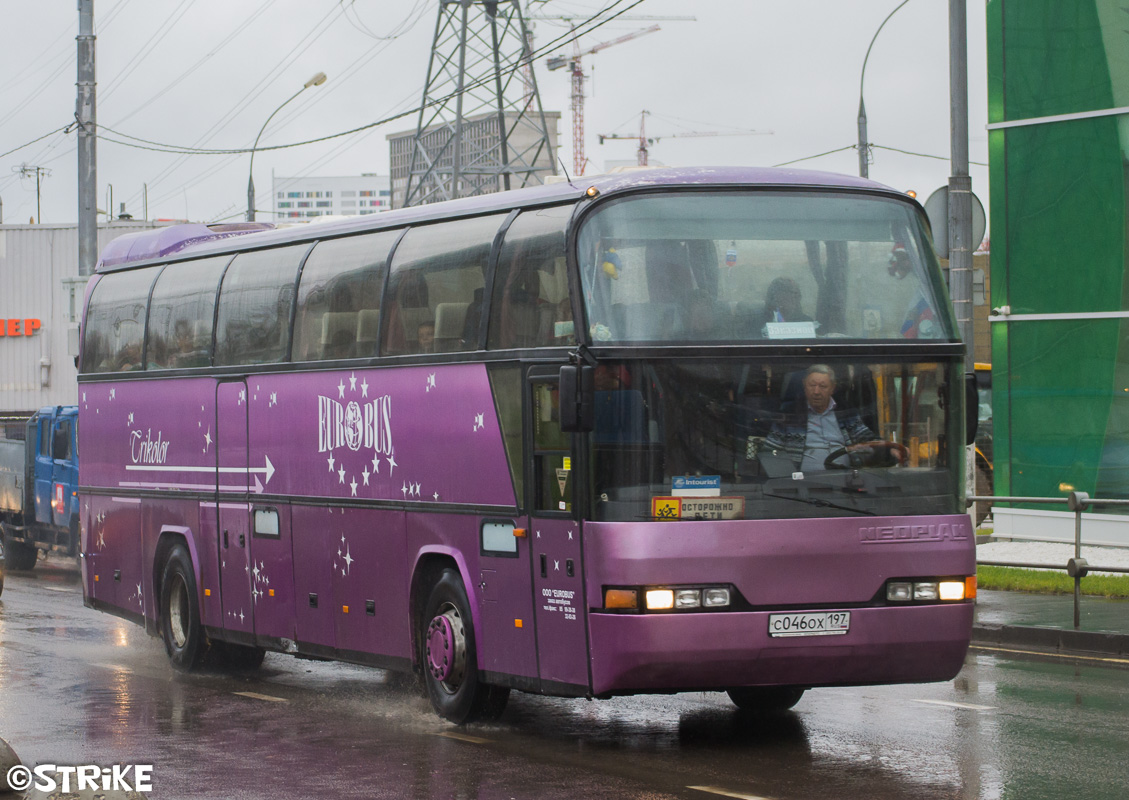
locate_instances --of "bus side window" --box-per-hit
[215,245,308,366]
[381,215,507,356]
[488,204,575,350]
[80,267,161,373]
[294,231,396,361]
[145,255,230,369]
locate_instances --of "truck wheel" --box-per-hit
[420,568,509,724]
[159,544,207,671]
[1,530,38,572]
[727,686,806,713]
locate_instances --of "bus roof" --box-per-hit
[95,166,904,272]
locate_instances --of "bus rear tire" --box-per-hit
[159,544,207,671]
[420,568,509,724]
[726,686,805,713]
[1,528,38,571]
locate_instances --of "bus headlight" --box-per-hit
[604,585,734,612]
[674,589,701,609]
[886,578,972,603]
[886,582,914,602]
[702,588,730,607]
[938,580,966,601]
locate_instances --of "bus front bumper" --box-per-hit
[588,602,973,696]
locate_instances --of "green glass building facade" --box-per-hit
[988,1,1129,521]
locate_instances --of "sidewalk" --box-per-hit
[972,589,1129,659]
[971,537,1129,659]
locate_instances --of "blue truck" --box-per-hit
[0,406,81,593]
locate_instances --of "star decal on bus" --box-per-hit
[333,534,354,577]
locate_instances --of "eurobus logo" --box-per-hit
[318,394,393,455]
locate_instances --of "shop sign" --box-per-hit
[0,318,42,337]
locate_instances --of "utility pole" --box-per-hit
[15,164,51,224]
[77,0,97,276]
[948,0,973,372]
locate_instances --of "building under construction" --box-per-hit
[387,110,560,210]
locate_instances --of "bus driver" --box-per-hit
[766,364,878,472]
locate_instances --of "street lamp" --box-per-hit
[246,71,327,222]
[857,0,912,178]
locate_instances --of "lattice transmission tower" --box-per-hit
[398,0,556,208]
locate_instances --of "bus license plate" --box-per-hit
[768,611,850,637]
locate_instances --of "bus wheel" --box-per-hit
[1,528,38,571]
[159,545,206,671]
[421,568,509,723]
[726,686,805,713]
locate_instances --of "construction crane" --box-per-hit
[598,110,774,167]
[545,26,660,176]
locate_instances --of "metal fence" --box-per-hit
[968,491,1129,629]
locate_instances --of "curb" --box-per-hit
[972,623,1129,659]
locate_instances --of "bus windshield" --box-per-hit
[588,359,961,521]
[577,191,953,343]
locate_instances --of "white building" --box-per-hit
[271,174,392,220]
[0,220,174,429]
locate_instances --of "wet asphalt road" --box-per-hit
[1,561,1126,800]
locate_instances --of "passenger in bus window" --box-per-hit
[416,322,435,353]
[765,364,877,472]
[757,277,812,333]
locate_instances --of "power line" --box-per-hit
[109,0,275,127]
[103,0,647,158]
[873,143,987,167]
[772,145,856,168]
[773,143,987,169]
[0,127,69,160]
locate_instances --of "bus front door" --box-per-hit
[528,376,589,695]
[216,380,255,638]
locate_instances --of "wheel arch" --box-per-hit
[153,527,200,623]
[408,547,479,670]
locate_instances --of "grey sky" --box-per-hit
[0,0,988,232]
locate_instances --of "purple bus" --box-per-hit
[78,167,977,723]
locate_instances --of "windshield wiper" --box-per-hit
[764,492,877,516]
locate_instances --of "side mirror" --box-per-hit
[964,372,978,446]
[559,364,594,432]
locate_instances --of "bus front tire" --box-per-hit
[727,686,805,713]
[420,568,509,724]
[159,545,207,671]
